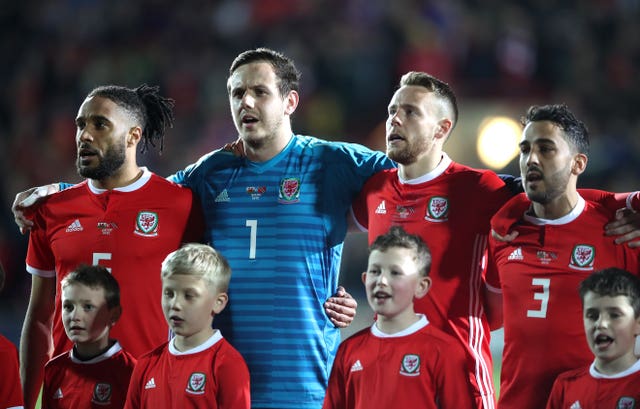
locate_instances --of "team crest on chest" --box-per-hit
[569,244,595,271]
[91,383,112,404]
[617,397,635,409]
[186,372,206,395]
[425,196,449,222]
[399,354,421,376]
[278,177,300,203]
[134,211,159,237]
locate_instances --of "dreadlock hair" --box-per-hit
[87,84,175,153]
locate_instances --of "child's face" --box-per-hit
[61,283,115,346]
[362,247,430,321]
[162,274,226,345]
[583,291,640,371]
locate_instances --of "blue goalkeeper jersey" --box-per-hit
[170,134,394,408]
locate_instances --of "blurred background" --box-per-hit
[1,0,639,391]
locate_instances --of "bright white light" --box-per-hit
[476,116,521,169]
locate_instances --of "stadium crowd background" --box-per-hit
[1,0,639,363]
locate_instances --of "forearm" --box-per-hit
[20,318,53,409]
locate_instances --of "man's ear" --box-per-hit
[435,118,453,141]
[571,153,588,176]
[284,90,299,116]
[127,126,142,148]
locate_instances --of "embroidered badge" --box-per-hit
[617,397,635,409]
[569,244,595,271]
[91,383,112,404]
[97,222,118,236]
[399,354,421,376]
[278,178,300,203]
[394,205,415,219]
[536,250,558,264]
[186,372,206,395]
[425,196,449,222]
[246,186,267,200]
[134,211,159,237]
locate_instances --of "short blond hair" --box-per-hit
[161,243,231,292]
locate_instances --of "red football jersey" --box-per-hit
[124,332,250,409]
[487,196,640,409]
[546,361,640,409]
[352,155,512,408]
[42,341,136,409]
[26,169,202,358]
[0,334,23,409]
[323,316,474,409]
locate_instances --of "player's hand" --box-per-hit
[605,208,640,248]
[324,286,357,328]
[222,137,245,157]
[491,228,519,242]
[12,184,60,234]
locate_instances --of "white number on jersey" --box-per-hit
[245,219,257,259]
[527,278,550,318]
[92,252,112,272]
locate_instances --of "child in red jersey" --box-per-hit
[547,268,640,408]
[323,226,473,409]
[43,265,136,409]
[125,243,250,409]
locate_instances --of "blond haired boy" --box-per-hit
[125,243,250,409]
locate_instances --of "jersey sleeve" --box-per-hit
[322,345,347,409]
[25,209,56,277]
[485,235,502,291]
[579,189,640,212]
[181,190,205,244]
[545,375,566,409]
[123,358,146,409]
[491,193,530,237]
[215,345,251,409]
[350,181,371,231]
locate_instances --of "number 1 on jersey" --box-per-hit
[246,219,257,259]
[527,278,550,318]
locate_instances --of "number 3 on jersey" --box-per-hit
[527,278,550,318]
[246,219,257,259]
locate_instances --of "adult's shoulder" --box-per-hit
[295,135,389,162]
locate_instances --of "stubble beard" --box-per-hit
[387,137,429,166]
[525,167,571,205]
[77,140,126,181]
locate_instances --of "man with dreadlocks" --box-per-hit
[19,84,202,409]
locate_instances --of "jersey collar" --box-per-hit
[397,153,452,185]
[87,167,152,194]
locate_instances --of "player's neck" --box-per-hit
[375,310,420,334]
[74,338,114,361]
[92,165,144,191]
[398,151,443,181]
[531,190,579,220]
[173,327,215,352]
[244,127,293,163]
[594,354,639,376]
